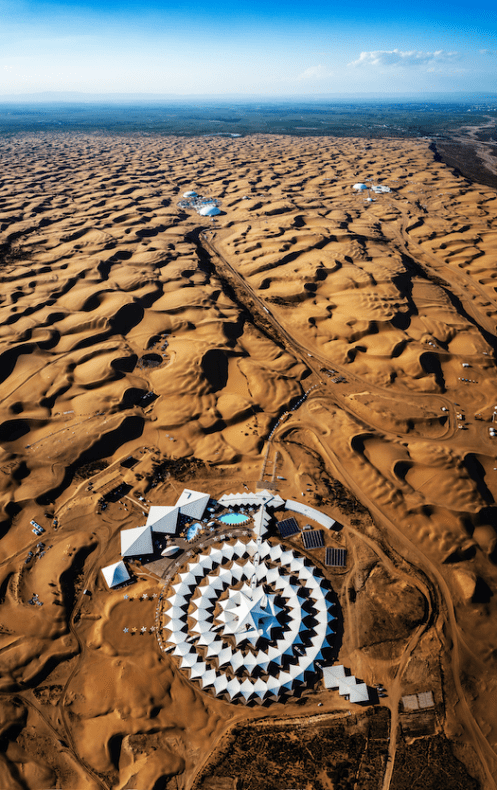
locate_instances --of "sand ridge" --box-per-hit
[0,131,497,788]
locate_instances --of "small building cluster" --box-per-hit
[100,485,368,707]
[101,488,212,589]
[178,191,221,216]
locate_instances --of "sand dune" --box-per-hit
[0,131,497,788]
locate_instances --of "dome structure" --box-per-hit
[183,190,197,198]
[352,183,368,191]
[198,204,221,217]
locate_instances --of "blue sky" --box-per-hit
[1,0,496,95]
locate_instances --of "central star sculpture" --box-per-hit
[216,582,283,645]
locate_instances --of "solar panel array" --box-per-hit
[302,529,324,549]
[277,517,300,538]
[325,547,346,567]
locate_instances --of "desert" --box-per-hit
[0,127,497,790]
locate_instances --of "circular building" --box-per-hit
[158,537,336,704]
[198,204,221,217]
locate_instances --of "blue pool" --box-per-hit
[219,512,250,525]
[186,522,202,541]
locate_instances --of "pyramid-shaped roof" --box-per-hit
[176,488,210,520]
[146,505,179,534]
[102,560,130,588]
[121,524,153,558]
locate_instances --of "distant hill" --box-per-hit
[0,91,496,104]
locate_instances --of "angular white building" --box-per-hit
[121,524,154,558]
[322,665,369,703]
[176,489,210,520]
[146,505,179,535]
[101,560,130,589]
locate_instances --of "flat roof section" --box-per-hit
[402,694,419,711]
[277,517,300,538]
[302,530,324,550]
[285,500,335,530]
[418,691,434,709]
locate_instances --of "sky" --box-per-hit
[1,0,496,96]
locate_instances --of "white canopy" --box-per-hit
[198,204,221,217]
[102,560,130,588]
[120,525,153,558]
[147,505,179,534]
[176,488,210,519]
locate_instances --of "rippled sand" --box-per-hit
[0,132,497,789]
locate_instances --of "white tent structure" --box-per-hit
[176,489,210,520]
[161,545,181,557]
[102,560,130,588]
[146,505,179,535]
[322,665,369,703]
[121,525,153,558]
[160,538,336,703]
[183,190,197,197]
[352,183,368,191]
[198,204,221,217]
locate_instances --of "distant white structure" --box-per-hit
[146,505,179,535]
[371,184,391,194]
[178,193,221,216]
[352,183,368,191]
[121,525,154,558]
[322,665,369,703]
[285,500,335,530]
[198,204,221,217]
[102,560,130,589]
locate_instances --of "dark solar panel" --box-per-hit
[277,517,300,537]
[302,530,324,549]
[325,547,346,567]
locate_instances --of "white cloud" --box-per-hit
[348,49,459,69]
[297,64,328,81]
[479,49,497,56]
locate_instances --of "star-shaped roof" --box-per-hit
[216,583,282,645]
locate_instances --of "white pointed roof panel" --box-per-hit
[189,661,207,679]
[101,560,130,588]
[200,669,218,688]
[213,675,228,694]
[217,646,233,666]
[121,525,153,558]
[146,505,179,534]
[226,678,241,698]
[176,489,210,519]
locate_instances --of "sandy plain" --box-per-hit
[0,130,497,789]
